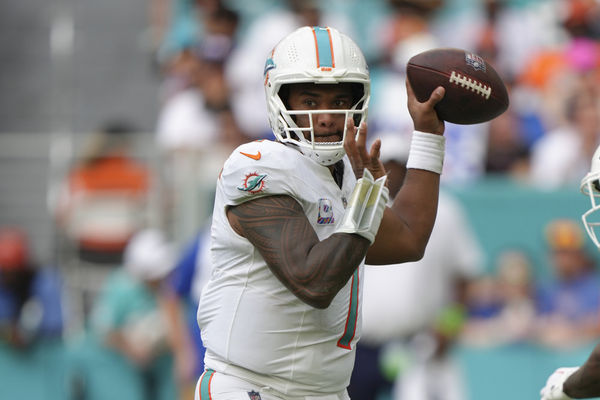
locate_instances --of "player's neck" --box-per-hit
[330,160,344,189]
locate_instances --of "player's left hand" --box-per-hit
[344,118,386,180]
[540,367,579,400]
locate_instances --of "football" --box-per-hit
[406,48,509,125]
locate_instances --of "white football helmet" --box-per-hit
[264,26,370,166]
[581,145,600,249]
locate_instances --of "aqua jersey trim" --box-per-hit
[337,269,359,349]
[198,369,215,399]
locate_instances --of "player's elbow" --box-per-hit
[291,284,338,309]
[306,299,332,310]
[404,244,426,262]
[401,233,431,262]
[368,240,426,265]
[297,292,335,309]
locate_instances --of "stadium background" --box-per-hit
[1,0,599,399]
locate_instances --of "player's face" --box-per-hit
[286,83,355,143]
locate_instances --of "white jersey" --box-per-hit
[197,140,362,396]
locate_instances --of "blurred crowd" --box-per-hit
[2,0,600,399]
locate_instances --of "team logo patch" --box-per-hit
[238,172,267,194]
[248,391,262,400]
[465,52,486,72]
[317,198,335,224]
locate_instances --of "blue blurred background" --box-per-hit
[1,0,600,399]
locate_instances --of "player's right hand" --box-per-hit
[540,367,579,400]
[344,118,386,181]
[406,80,445,136]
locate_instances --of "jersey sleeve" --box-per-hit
[219,141,301,206]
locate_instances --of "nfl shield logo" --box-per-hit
[465,52,486,72]
[317,198,335,224]
[248,391,262,400]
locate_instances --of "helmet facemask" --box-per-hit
[273,82,369,166]
[581,171,600,249]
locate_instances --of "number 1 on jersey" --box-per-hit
[337,269,359,349]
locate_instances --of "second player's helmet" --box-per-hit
[581,145,600,248]
[264,26,370,166]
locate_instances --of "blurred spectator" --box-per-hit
[55,121,151,264]
[90,228,192,400]
[150,0,224,69]
[165,224,214,398]
[529,88,600,189]
[483,105,531,180]
[158,4,239,102]
[156,39,245,153]
[0,227,64,349]
[349,135,484,400]
[461,248,536,347]
[492,1,565,82]
[533,219,600,349]
[156,42,243,245]
[561,0,600,40]
[155,5,243,247]
[224,0,353,139]
[516,15,600,189]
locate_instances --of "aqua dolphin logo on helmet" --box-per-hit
[264,26,370,166]
[263,57,276,77]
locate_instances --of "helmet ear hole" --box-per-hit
[594,180,600,192]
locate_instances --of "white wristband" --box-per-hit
[406,130,445,174]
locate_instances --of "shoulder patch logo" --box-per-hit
[317,198,335,224]
[238,172,267,194]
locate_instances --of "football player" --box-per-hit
[540,145,600,400]
[195,26,445,399]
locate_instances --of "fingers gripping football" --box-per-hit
[406,81,445,135]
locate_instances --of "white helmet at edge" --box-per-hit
[581,145,600,249]
[264,26,370,166]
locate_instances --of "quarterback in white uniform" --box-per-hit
[196,26,446,399]
[199,140,362,395]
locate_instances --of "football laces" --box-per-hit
[449,71,492,100]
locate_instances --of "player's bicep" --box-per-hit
[226,195,319,279]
